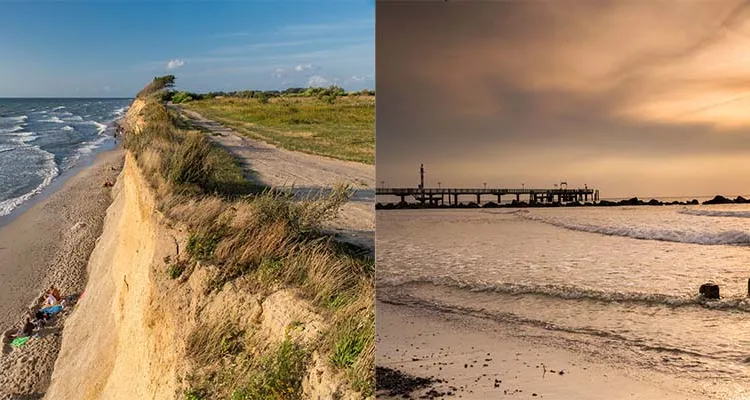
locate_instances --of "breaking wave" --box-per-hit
[0,146,59,216]
[678,208,750,219]
[379,277,750,312]
[517,213,750,246]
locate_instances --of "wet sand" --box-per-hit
[376,300,698,399]
[0,148,124,398]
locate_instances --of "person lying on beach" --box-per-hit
[50,286,60,300]
[44,286,61,306]
[7,317,35,339]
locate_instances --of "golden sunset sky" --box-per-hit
[377,0,750,198]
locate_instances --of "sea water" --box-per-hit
[0,98,131,217]
[377,206,750,398]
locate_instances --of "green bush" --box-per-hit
[167,262,186,279]
[231,339,309,400]
[172,91,194,104]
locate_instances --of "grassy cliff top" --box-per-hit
[182,95,375,164]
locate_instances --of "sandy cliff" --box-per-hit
[44,99,365,399]
[44,153,180,399]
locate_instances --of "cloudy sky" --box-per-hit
[377,0,750,198]
[0,1,374,98]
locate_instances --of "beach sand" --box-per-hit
[376,300,699,400]
[0,148,124,398]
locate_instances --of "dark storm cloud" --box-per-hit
[376,0,750,197]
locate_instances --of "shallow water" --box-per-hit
[0,98,131,216]
[377,206,750,398]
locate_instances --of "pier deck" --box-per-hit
[376,187,599,205]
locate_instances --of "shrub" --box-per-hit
[231,339,309,400]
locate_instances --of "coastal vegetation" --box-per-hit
[125,76,374,398]
[170,86,374,164]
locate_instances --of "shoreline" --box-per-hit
[0,145,124,398]
[0,133,119,230]
[376,299,703,399]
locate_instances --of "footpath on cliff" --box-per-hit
[176,106,375,253]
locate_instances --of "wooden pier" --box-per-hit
[377,164,599,205]
[376,187,599,205]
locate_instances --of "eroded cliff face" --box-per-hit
[44,99,363,399]
[44,153,181,399]
[43,99,179,399]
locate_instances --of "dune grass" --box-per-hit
[181,96,374,164]
[126,83,374,398]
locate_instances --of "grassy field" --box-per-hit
[181,96,374,164]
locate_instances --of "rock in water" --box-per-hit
[699,283,720,299]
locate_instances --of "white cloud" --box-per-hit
[307,75,330,87]
[294,63,319,72]
[166,59,186,70]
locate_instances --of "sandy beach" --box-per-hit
[376,300,701,400]
[0,147,124,398]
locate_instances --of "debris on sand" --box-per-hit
[376,366,437,397]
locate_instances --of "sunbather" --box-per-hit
[44,286,61,306]
[8,318,35,339]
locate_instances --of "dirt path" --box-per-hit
[177,107,374,252]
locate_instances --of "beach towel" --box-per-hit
[10,336,30,348]
[39,305,63,316]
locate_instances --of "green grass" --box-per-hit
[167,262,186,279]
[231,339,310,400]
[182,96,374,164]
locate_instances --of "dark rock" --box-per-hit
[736,196,748,203]
[703,195,732,205]
[647,199,662,206]
[375,366,436,397]
[618,197,641,206]
[699,282,720,299]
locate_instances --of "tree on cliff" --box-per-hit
[137,75,177,99]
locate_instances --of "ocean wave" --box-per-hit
[0,145,15,154]
[40,116,65,124]
[517,213,750,246]
[61,125,74,131]
[379,277,750,312]
[0,115,28,123]
[85,120,108,134]
[76,136,108,156]
[63,115,83,122]
[378,294,737,367]
[0,125,23,134]
[112,106,127,117]
[0,147,59,216]
[9,131,38,144]
[677,208,750,219]
[52,106,65,111]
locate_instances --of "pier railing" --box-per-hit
[376,187,599,204]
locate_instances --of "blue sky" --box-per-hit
[0,0,374,97]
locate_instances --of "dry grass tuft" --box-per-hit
[126,81,374,397]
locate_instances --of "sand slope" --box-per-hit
[44,154,179,399]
